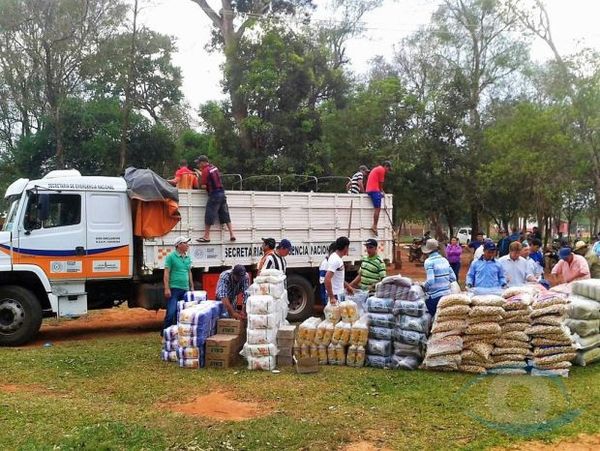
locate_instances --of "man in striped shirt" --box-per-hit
[422,239,456,317]
[346,165,369,194]
[263,239,292,274]
[351,239,387,292]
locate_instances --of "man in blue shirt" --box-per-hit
[508,227,521,244]
[496,229,510,257]
[466,241,507,292]
[422,239,456,317]
[468,232,484,254]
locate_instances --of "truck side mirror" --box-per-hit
[38,193,50,221]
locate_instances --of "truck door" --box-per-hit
[16,191,87,280]
[85,192,132,279]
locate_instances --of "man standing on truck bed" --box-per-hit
[346,165,369,194]
[163,236,194,332]
[365,160,392,236]
[216,264,250,320]
[194,155,236,243]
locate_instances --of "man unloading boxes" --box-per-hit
[216,264,250,320]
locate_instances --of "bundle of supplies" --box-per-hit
[241,269,289,371]
[277,325,296,366]
[422,293,471,372]
[161,325,179,362]
[389,283,430,370]
[365,295,395,369]
[566,280,600,367]
[374,275,413,300]
[527,292,575,377]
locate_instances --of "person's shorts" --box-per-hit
[367,191,383,208]
[205,191,231,226]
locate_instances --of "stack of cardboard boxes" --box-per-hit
[277,325,296,367]
[205,319,246,369]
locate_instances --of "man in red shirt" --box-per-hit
[365,160,391,236]
[168,159,198,188]
[194,155,236,242]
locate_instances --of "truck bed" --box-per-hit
[142,190,394,270]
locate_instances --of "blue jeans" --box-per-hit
[450,262,461,281]
[163,288,187,330]
[426,296,443,317]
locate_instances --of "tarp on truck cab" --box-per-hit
[123,167,181,238]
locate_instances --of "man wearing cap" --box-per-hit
[365,160,392,236]
[421,239,456,316]
[163,236,194,331]
[573,240,589,257]
[551,247,591,285]
[466,241,507,292]
[325,236,355,304]
[263,239,292,273]
[257,237,276,273]
[216,264,250,320]
[498,241,536,287]
[350,239,387,292]
[194,155,236,243]
[346,165,369,194]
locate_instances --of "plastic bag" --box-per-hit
[176,347,201,360]
[247,356,276,371]
[574,347,600,366]
[392,329,427,346]
[365,297,395,314]
[178,323,211,339]
[350,317,369,346]
[347,290,369,314]
[431,319,466,334]
[162,340,177,352]
[397,313,432,334]
[367,313,395,328]
[465,322,501,336]
[327,342,337,365]
[339,300,360,323]
[367,339,392,356]
[393,300,427,317]
[317,345,328,365]
[184,290,207,303]
[162,325,178,341]
[324,302,341,323]
[315,320,335,346]
[471,295,505,307]
[437,305,471,319]
[403,285,426,302]
[438,294,471,309]
[178,307,213,327]
[298,317,321,344]
[161,350,178,362]
[568,295,600,320]
[178,358,200,369]
[246,295,276,314]
[469,306,505,317]
[393,341,425,358]
[241,343,278,358]
[426,335,463,357]
[564,319,600,338]
[254,274,286,285]
[390,354,420,370]
[178,336,205,348]
[530,304,568,318]
[366,355,392,368]
[246,328,277,345]
[531,368,569,377]
[422,353,460,370]
[369,326,393,341]
[572,333,600,350]
[333,321,351,345]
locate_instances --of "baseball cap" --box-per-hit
[483,241,497,251]
[364,238,378,247]
[383,160,392,169]
[232,264,247,278]
[262,237,276,249]
[194,154,209,164]
[559,247,572,259]
[277,239,292,250]
[174,236,191,246]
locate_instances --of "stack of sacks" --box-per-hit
[347,315,368,367]
[565,292,600,366]
[461,295,505,374]
[486,292,531,375]
[161,325,179,362]
[243,295,286,371]
[570,278,600,301]
[365,296,395,369]
[528,293,576,377]
[250,269,289,325]
[331,300,360,365]
[390,284,430,370]
[177,301,222,368]
[375,275,413,300]
[176,290,208,323]
[422,294,471,372]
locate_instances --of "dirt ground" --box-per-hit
[164,391,270,421]
[497,434,600,451]
[26,307,165,347]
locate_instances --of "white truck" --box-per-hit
[0,169,393,345]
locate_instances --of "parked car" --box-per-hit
[457,227,472,245]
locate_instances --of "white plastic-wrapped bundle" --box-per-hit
[176,347,201,359]
[350,316,369,346]
[240,343,279,358]
[184,290,207,303]
[247,313,280,330]
[297,317,321,344]
[339,300,359,323]
[161,350,178,362]
[247,356,276,371]
[246,328,278,345]
[315,320,335,346]
[246,295,276,315]
[572,279,600,301]
[178,335,205,348]
[162,340,178,352]
[179,358,200,369]
[365,297,395,314]
[332,320,352,345]
[162,325,179,341]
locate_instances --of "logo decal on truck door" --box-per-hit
[50,261,82,273]
[92,260,121,272]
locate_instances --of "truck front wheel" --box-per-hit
[286,274,314,322]
[0,286,43,346]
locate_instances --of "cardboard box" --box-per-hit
[277,325,296,339]
[277,338,294,348]
[205,354,238,369]
[295,356,319,374]
[205,334,238,358]
[217,319,244,336]
[278,345,293,357]
[277,355,293,367]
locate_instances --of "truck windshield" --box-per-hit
[2,195,21,232]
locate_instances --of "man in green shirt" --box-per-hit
[351,239,387,292]
[163,236,194,331]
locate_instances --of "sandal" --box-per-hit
[196,237,210,243]
[230,237,237,241]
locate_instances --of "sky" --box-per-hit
[139,0,600,109]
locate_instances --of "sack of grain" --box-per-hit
[365,297,395,314]
[367,313,395,328]
[393,341,426,358]
[564,319,600,338]
[366,355,392,368]
[568,295,600,320]
[396,313,432,334]
[367,339,392,356]
[436,305,471,319]
[438,294,471,309]
[369,326,394,341]
[465,322,502,336]
[393,329,428,346]
[390,354,420,370]
[471,295,505,307]
[247,356,276,371]
[574,347,600,366]
[393,299,428,317]
[431,319,467,334]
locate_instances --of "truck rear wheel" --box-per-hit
[0,286,43,346]
[286,274,314,322]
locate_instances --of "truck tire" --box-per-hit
[0,286,43,346]
[286,274,314,322]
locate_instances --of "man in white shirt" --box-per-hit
[520,241,544,280]
[499,241,535,287]
[324,236,355,304]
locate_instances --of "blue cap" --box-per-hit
[559,247,572,259]
[277,239,292,250]
[483,241,497,251]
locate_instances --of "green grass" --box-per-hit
[1,334,599,450]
